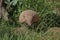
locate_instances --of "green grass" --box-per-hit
[0,0,60,40]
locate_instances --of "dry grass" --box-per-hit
[43,27,60,40]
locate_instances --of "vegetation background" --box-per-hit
[0,0,60,40]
